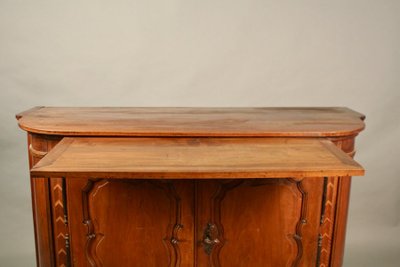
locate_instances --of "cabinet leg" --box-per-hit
[31,177,55,267]
[330,176,352,267]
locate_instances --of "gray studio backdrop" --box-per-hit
[1,1,399,266]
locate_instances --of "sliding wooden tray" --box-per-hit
[31,137,364,179]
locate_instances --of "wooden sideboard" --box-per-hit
[16,107,365,267]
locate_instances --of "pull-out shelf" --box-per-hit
[31,137,364,179]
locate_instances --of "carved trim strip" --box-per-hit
[318,177,339,267]
[148,180,183,267]
[168,181,183,267]
[288,178,308,267]
[208,180,243,267]
[50,178,70,267]
[82,179,106,267]
[316,234,323,267]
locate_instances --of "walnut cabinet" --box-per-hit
[16,107,365,267]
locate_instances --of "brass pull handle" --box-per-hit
[202,222,220,255]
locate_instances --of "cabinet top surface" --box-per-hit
[31,137,364,179]
[16,107,365,137]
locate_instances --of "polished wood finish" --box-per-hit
[16,107,365,267]
[195,178,325,267]
[17,107,365,137]
[27,134,62,267]
[31,137,363,179]
[66,179,194,267]
[328,136,357,267]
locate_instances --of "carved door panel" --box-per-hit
[195,178,324,267]
[66,179,194,267]
[65,178,325,267]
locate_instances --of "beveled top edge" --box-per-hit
[16,106,366,137]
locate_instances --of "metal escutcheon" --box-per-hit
[202,222,220,255]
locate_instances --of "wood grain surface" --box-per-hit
[31,137,364,179]
[17,107,366,267]
[67,179,194,267]
[16,107,365,137]
[195,178,325,267]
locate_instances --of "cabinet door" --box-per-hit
[66,179,194,267]
[195,178,324,267]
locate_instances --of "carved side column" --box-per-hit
[28,134,63,267]
[319,135,357,267]
[49,178,70,267]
